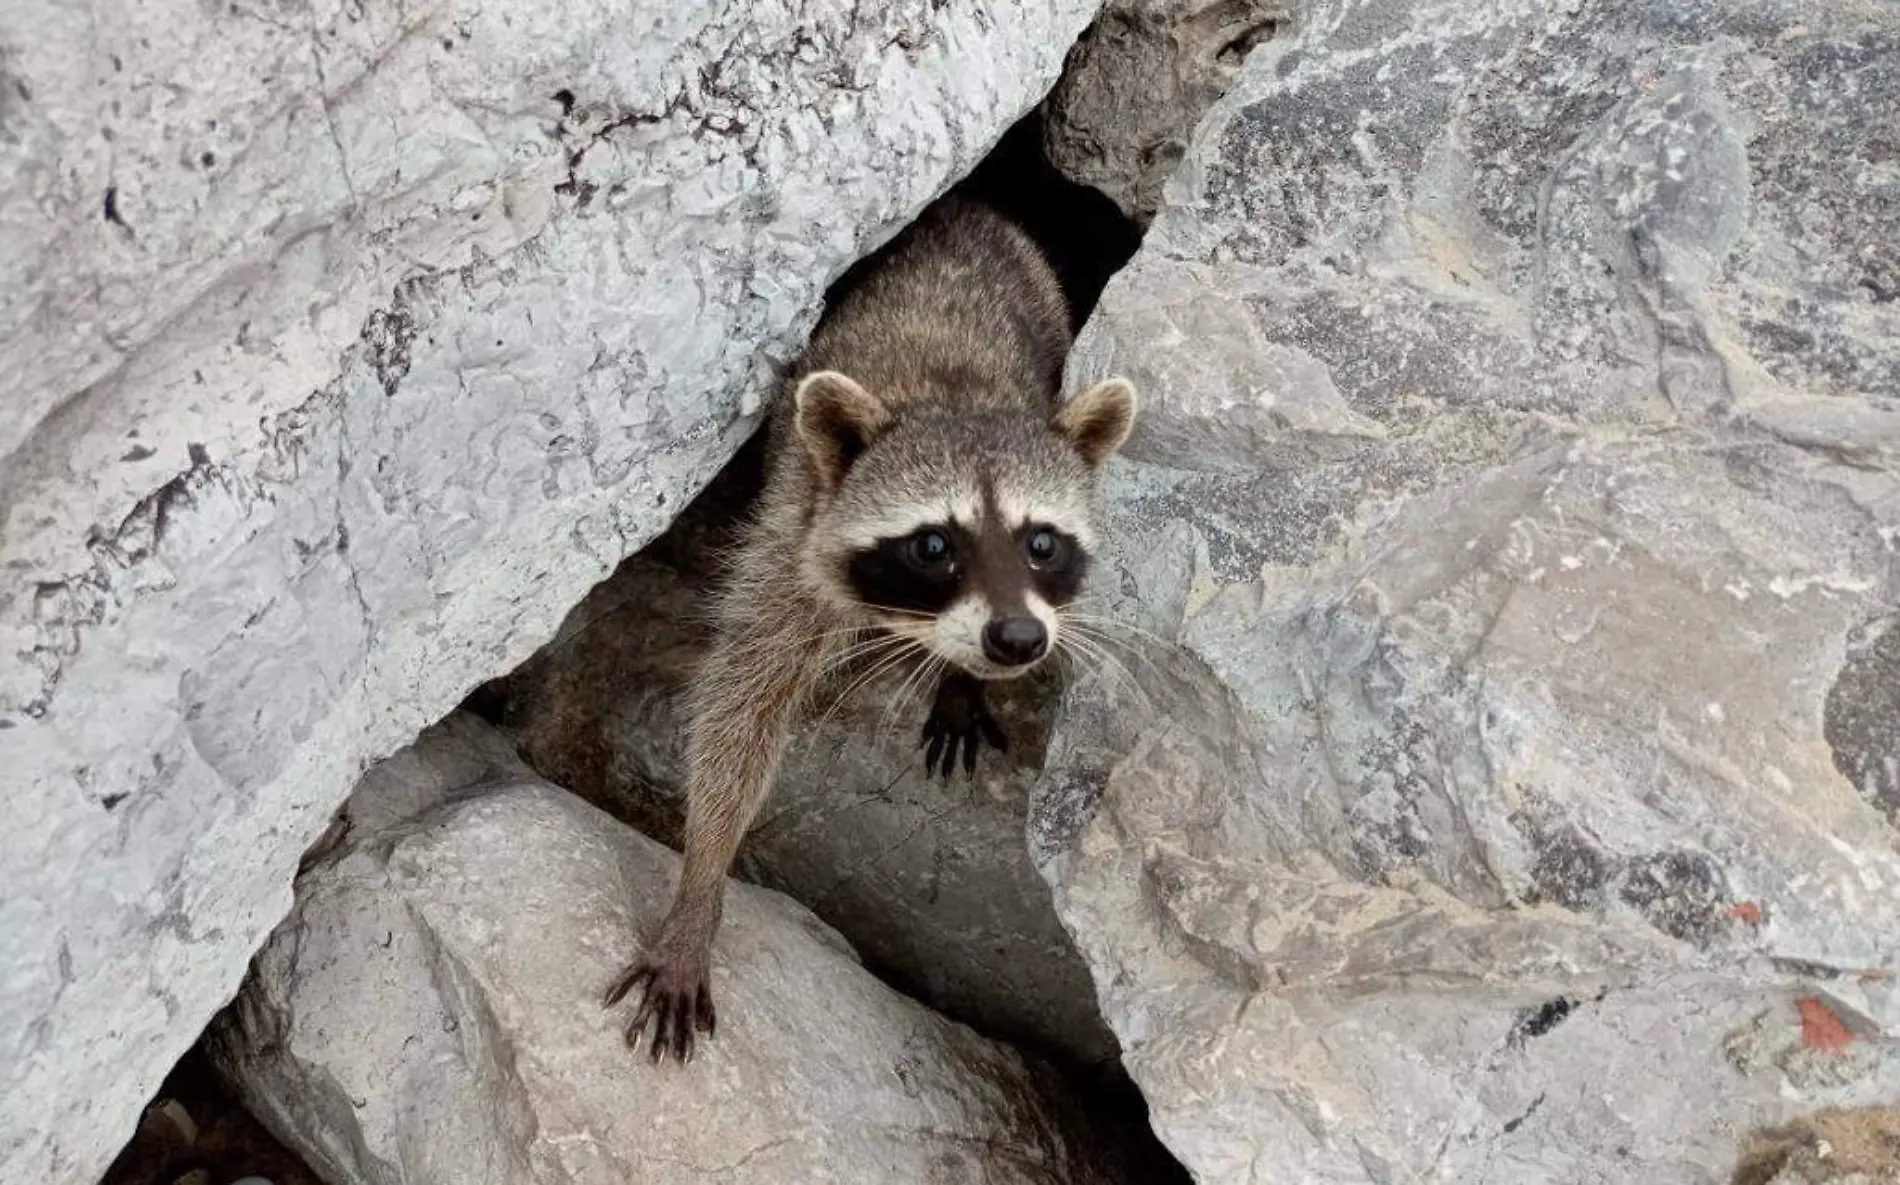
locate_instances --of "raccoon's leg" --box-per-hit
[920,669,1008,779]
[604,591,828,1064]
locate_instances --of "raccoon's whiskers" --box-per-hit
[1052,638,1103,691]
[856,602,938,621]
[1057,612,1169,685]
[829,635,917,694]
[1059,604,1176,651]
[1056,630,1135,695]
[1064,630,1117,683]
[812,638,921,731]
[1062,622,1151,677]
[876,653,932,741]
[878,651,944,745]
[820,631,910,677]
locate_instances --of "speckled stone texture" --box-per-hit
[0,1,1101,1178]
[1040,0,1900,1180]
[207,714,1137,1185]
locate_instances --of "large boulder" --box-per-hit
[476,450,1120,1068]
[208,714,1137,1185]
[0,0,1103,1178]
[1041,0,1900,1180]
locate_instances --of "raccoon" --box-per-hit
[603,196,1137,1063]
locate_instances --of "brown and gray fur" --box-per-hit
[603,197,1137,1063]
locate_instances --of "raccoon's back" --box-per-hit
[797,198,1072,414]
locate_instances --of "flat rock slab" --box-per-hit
[0,0,1101,1178]
[1037,0,1900,1180]
[210,714,1132,1185]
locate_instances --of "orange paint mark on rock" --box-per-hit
[1724,901,1765,926]
[1797,996,1855,1056]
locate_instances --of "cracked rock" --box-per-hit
[0,0,1103,1178]
[1037,0,1900,1179]
[207,714,1135,1185]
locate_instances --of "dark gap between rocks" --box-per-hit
[827,108,1143,335]
[100,93,1181,1185]
[96,1050,321,1185]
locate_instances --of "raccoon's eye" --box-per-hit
[906,529,955,574]
[1025,527,1064,566]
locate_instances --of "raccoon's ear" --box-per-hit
[794,370,893,489]
[1052,377,1137,469]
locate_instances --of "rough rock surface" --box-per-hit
[208,714,1132,1185]
[476,451,1120,1067]
[1042,0,1289,224]
[1041,0,1900,1180]
[0,1,1102,1178]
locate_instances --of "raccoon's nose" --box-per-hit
[983,616,1048,665]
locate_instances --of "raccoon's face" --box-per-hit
[794,371,1137,680]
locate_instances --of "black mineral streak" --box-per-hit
[1509,997,1575,1046]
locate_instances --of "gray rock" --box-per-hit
[0,0,1103,1178]
[1040,0,1900,1180]
[208,714,1132,1185]
[1042,0,1291,224]
[480,461,1121,1068]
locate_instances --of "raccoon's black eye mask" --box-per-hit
[847,525,970,615]
[1015,523,1087,606]
[905,528,956,577]
[846,521,1090,616]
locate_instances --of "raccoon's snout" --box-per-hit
[982,615,1047,666]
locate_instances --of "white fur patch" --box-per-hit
[993,488,1031,531]
[911,591,1059,680]
[949,488,985,528]
[929,595,992,672]
[836,489,986,550]
[994,488,1094,549]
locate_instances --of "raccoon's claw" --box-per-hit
[921,672,1008,778]
[605,948,715,1065]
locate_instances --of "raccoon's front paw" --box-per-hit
[921,671,1008,778]
[603,943,715,1065]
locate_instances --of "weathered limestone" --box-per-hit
[0,1,1102,1178]
[208,714,1133,1185]
[1038,0,1900,1179]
